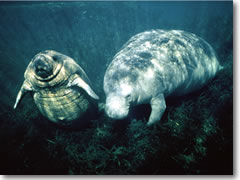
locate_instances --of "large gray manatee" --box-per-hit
[14,50,99,124]
[104,30,222,126]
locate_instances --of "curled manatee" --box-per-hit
[14,50,99,124]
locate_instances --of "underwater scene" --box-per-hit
[0,1,233,175]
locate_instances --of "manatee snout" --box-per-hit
[105,95,130,120]
[33,55,53,78]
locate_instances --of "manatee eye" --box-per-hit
[52,55,59,61]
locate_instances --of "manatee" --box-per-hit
[104,30,222,126]
[14,50,99,124]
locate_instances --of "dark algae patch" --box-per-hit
[0,1,233,174]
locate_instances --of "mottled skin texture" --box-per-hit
[104,30,221,126]
[14,50,99,124]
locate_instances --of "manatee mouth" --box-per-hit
[105,95,130,120]
[34,55,53,78]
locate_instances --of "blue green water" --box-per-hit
[0,1,232,175]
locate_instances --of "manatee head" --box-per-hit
[33,55,53,78]
[105,94,130,119]
[105,80,134,120]
[32,50,63,80]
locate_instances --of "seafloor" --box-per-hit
[0,1,233,175]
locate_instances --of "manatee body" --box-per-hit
[14,50,99,124]
[104,30,221,126]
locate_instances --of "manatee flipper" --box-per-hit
[147,94,166,126]
[67,75,99,100]
[14,80,33,109]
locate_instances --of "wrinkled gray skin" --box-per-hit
[104,30,222,126]
[14,50,99,123]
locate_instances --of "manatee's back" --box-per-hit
[122,30,220,96]
[104,30,221,96]
[147,30,221,96]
